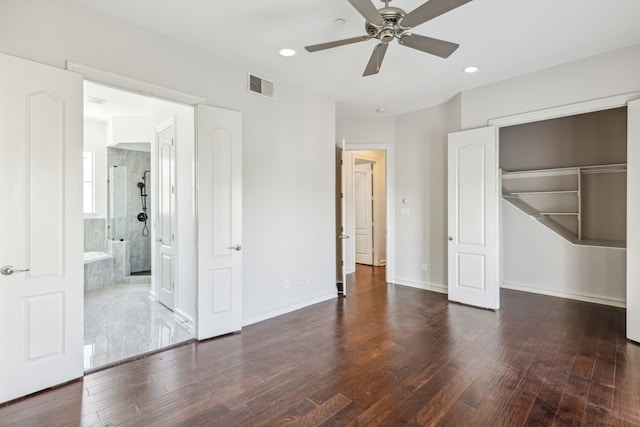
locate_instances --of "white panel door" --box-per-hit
[196,105,242,339]
[447,127,500,309]
[0,53,83,403]
[354,162,374,265]
[156,120,176,310]
[627,99,640,343]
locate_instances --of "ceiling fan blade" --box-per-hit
[363,43,389,76]
[398,34,459,58]
[305,35,370,52]
[401,0,473,28]
[347,0,385,26]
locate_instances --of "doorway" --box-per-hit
[337,147,391,293]
[82,81,195,370]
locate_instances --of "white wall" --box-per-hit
[338,45,640,304]
[461,44,640,129]
[0,0,336,325]
[337,105,451,293]
[83,119,108,217]
[336,116,395,145]
[501,201,626,306]
[393,104,449,293]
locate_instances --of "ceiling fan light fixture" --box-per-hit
[464,66,479,73]
[278,48,296,57]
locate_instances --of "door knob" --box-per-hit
[1,265,30,276]
[338,235,350,240]
[448,236,454,241]
[227,244,242,251]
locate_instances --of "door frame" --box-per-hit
[486,91,640,312]
[343,143,395,284]
[66,61,205,331]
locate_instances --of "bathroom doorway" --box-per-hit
[82,81,195,371]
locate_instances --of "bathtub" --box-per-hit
[83,251,111,264]
[84,251,114,292]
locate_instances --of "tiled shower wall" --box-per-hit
[84,218,106,252]
[107,147,152,273]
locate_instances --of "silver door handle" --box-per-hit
[227,244,242,251]
[1,265,30,276]
[338,235,350,240]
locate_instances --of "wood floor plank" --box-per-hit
[0,264,638,426]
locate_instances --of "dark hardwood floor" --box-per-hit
[1,265,639,426]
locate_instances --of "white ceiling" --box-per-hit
[75,0,640,117]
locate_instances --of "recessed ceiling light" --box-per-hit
[278,48,296,57]
[376,107,386,113]
[335,18,346,25]
[464,66,479,74]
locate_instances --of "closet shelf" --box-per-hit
[509,190,578,196]
[540,212,579,216]
[502,163,626,180]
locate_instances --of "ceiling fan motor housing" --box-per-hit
[365,7,407,42]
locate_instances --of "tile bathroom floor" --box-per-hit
[83,281,194,371]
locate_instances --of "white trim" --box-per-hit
[174,308,195,331]
[394,278,448,294]
[242,293,336,327]
[488,92,640,127]
[66,61,206,106]
[501,282,626,308]
[344,143,395,285]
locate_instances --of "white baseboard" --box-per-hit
[393,278,448,294]
[174,308,195,330]
[242,292,337,327]
[345,266,356,275]
[501,282,626,308]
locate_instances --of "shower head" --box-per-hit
[137,182,145,189]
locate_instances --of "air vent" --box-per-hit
[248,73,275,99]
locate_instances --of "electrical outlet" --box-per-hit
[284,280,290,289]
[422,263,428,271]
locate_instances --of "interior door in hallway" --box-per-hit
[196,104,243,339]
[447,126,500,310]
[354,161,374,265]
[0,53,84,403]
[156,119,177,311]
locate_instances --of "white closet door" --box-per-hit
[627,99,640,342]
[447,126,500,310]
[0,53,83,403]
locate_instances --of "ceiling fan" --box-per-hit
[305,0,473,76]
